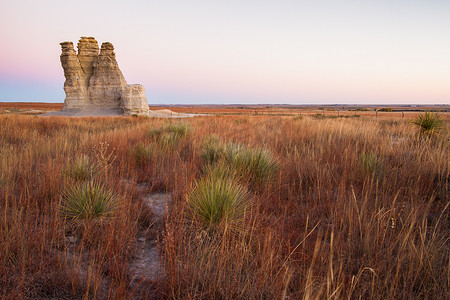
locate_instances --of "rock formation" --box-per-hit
[60,37,149,116]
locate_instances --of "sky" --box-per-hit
[0,0,449,105]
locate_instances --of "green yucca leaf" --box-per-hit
[148,123,192,151]
[148,123,191,140]
[223,144,279,185]
[201,135,225,165]
[187,177,249,229]
[411,111,445,137]
[60,181,118,223]
[131,144,154,166]
[167,123,191,138]
[66,155,99,181]
[358,152,382,176]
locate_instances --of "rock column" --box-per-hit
[120,84,149,116]
[77,37,99,89]
[88,42,127,108]
[60,42,86,109]
[60,37,149,115]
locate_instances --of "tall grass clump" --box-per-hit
[131,143,154,166]
[167,122,191,138]
[224,143,279,185]
[60,181,118,224]
[148,122,192,151]
[201,162,240,182]
[200,135,224,165]
[66,155,99,181]
[148,122,191,140]
[411,111,445,137]
[159,132,183,151]
[358,152,382,176]
[186,177,249,229]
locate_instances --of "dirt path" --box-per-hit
[129,193,172,287]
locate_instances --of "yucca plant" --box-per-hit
[60,181,118,224]
[223,143,246,164]
[187,177,249,229]
[147,128,162,139]
[159,132,182,151]
[224,143,279,185]
[66,155,99,181]
[148,123,192,151]
[167,122,191,138]
[201,135,224,165]
[412,111,445,137]
[241,148,279,184]
[358,152,382,176]
[131,143,154,166]
[202,162,240,182]
[149,123,191,140]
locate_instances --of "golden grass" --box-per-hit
[2,102,448,120]
[0,102,63,110]
[0,113,448,299]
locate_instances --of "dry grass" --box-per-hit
[2,102,447,119]
[0,112,448,299]
[0,102,63,110]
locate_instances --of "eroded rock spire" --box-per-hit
[60,37,149,116]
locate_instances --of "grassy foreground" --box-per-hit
[0,114,448,299]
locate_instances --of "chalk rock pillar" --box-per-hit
[77,37,99,88]
[60,37,149,115]
[88,42,128,108]
[120,84,149,116]
[60,42,87,109]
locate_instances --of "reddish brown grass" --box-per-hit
[2,102,448,120]
[0,102,63,110]
[0,112,448,299]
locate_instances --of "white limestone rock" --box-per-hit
[59,37,149,115]
[120,84,149,116]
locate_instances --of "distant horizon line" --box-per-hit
[0,101,448,107]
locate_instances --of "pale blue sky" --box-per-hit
[0,0,449,104]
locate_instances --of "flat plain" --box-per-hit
[0,103,448,299]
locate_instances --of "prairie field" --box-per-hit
[0,110,448,299]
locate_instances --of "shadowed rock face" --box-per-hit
[60,37,149,115]
[77,37,98,89]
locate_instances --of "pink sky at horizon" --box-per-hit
[0,0,449,104]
